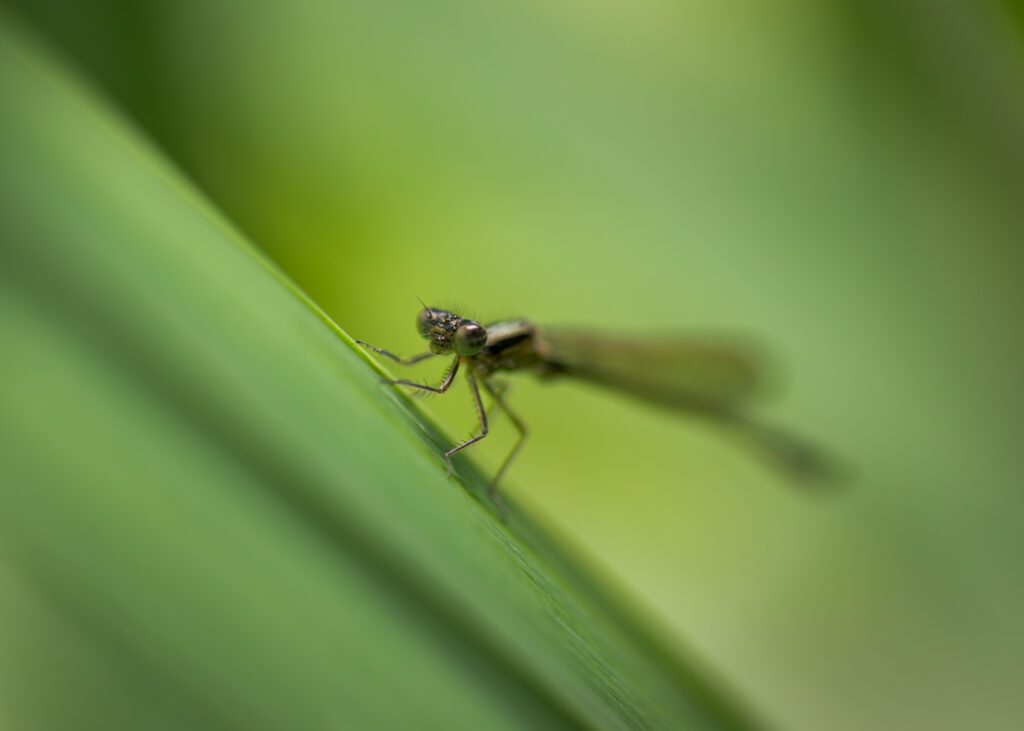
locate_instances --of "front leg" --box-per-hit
[387,356,460,394]
[357,340,437,366]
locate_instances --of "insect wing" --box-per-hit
[539,329,765,415]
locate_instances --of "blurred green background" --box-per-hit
[5,1,1024,728]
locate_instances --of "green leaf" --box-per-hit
[0,19,757,731]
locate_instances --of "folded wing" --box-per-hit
[539,328,837,484]
[540,329,764,416]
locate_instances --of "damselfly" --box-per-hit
[358,306,832,500]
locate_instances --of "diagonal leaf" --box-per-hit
[0,19,758,731]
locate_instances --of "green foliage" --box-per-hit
[0,23,756,730]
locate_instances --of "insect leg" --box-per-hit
[387,356,460,393]
[356,340,437,366]
[481,378,528,498]
[484,379,509,422]
[443,371,489,476]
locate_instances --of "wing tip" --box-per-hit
[733,418,849,491]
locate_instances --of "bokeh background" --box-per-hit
[7,1,1024,729]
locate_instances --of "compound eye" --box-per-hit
[416,309,434,337]
[454,322,487,356]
